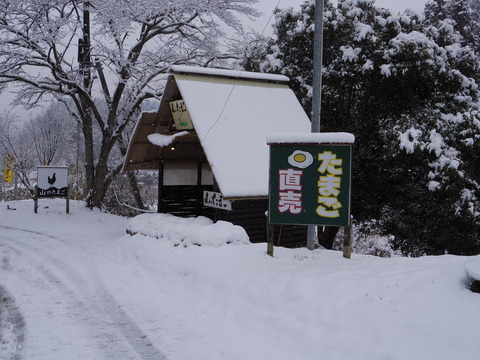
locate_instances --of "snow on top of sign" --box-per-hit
[147,131,189,147]
[170,65,290,83]
[267,132,355,144]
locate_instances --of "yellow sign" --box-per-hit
[4,153,15,166]
[3,152,15,183]
[3,167,13,183]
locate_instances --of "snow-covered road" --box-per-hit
[0,219,165,359]
[1,199,480,360]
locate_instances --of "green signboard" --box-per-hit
[268,143,352,227]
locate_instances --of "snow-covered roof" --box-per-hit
[170,65,290,83]
[124,66,312,199]
[173,67,310,199]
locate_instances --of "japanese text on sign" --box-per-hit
[317,151,343,218]
[278,169,303,214]
[268,142,352,227]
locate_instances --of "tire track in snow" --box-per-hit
[25,246,166,360]
[0,245,26,360]
[3,238,153,359]
[93,282,167,360]
[0,227,167,360]
[0,224,58,240]
[0,285,26,360]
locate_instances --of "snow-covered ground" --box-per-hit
[1,199,479,360]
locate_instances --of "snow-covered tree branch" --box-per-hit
[0,0,259,207]
[246,0,480,255]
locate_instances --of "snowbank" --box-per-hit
[465,257,480,280]
[126,213,250,247]
[2,199,479,360]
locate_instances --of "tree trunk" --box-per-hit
[118,134,145,210]
[81,105,95,208]
[127,171,145,210]
[91,144,111,208]
[318,226,340,249]
[88,132,145,210]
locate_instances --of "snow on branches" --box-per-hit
[0,0,259,207]
[254,0,480,254]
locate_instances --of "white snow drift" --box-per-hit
[0,199,479,360]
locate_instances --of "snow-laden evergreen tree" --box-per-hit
[425,0,480,52]
[470,0,480,18]
[0,0,259,208]
[248,0,480,255]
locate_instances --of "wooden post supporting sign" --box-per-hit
[343,225,352,259]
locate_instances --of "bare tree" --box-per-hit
[0,0,259,207]
[25,104,70,166]
[0,113,36,194]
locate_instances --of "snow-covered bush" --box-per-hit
[465,257,480,293]
[351,221,397,257]
[333,221,397,258]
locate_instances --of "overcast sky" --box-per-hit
[256,0,427,14]
[2,0,429,118]
[252,0,428,34]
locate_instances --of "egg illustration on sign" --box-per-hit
[288,150,313,169]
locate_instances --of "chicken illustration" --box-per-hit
[48,172,56,187]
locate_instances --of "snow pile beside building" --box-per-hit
[126,213,250,247]
[465,257,480,293]
[465,257,480,280]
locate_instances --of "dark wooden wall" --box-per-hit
[160,186,307,248]
[217,199,306,248]
[160,185,214,218]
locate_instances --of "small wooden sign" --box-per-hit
[203,191,232,211]
[169,99,194,130]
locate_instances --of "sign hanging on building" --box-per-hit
[169,99,194,130]
[268,134,354,227]
[203,191,232,211]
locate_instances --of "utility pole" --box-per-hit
[307,0,325,250]
[94,58,112,109]
[78,2,91,93]
[78,1,94,207]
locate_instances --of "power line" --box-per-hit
[202,0,284,141]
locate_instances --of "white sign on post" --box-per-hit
[37,166,68,197]
[35,166,69,213]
